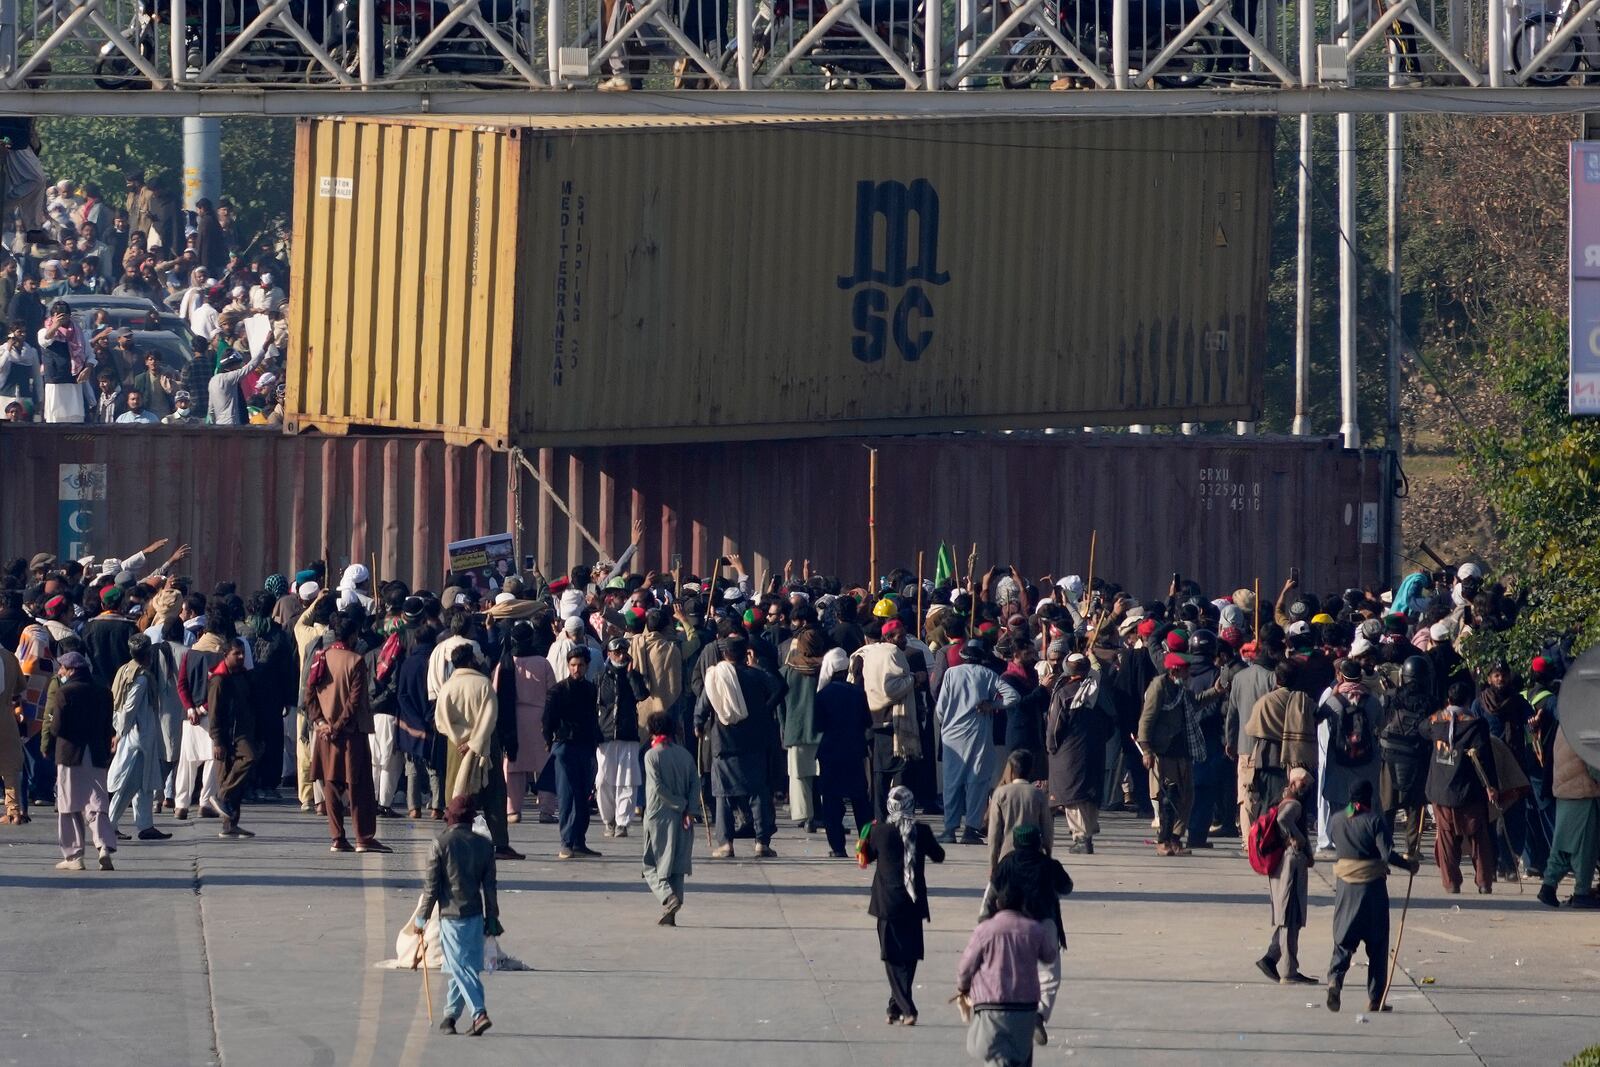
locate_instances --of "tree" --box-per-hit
[36,116,296,239]
[1457,312,1600,670]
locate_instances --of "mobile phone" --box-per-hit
[671,553,682,571]
[523,555,535,571]
[1290,566,1301,584]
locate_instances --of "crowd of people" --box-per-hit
[2,531,1597,1061]
[0,167,291,427]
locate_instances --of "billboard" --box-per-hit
[1570,142,1600,414]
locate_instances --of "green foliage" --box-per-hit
[1566,1046,1600,1067]
[35,116,296,238]
[1457,312,1600,671]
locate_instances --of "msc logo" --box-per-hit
[836,178,950,364]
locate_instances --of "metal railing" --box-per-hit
[2,0,1594,90]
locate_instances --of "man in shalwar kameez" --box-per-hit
[1324,779,1419,1013]
[641,710,697,925]
[108,635,171,840]
[934,640,1019,845]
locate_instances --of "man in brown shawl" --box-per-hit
[306,611,390,853]
[1244,660,1318,825]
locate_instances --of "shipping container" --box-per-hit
[2,427,1389,599]
[287,114,1272,447]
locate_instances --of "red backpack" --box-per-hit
[1247,804,1285,876]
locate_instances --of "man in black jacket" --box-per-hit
[1422,679,1499,894]
[693,634,785,859]
[982,823,1073,1047]
[40,651,116,871]
[596,637,648,839]
[207,639,256,838]
[543,647,601,860]
[81,585,136,690]
[416,795,500,1037]
[244,591,297,801]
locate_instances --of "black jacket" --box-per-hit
[81,614,136,690]
[988,847,1073,946]
[207,668,255,746]
[814,680,872,786]
[693,663,784,761]
[43,677,113,768]
[1422,711,1497,808]
[596,662,648,743]
[865,821,945,923]
[543,676,600,748]
[418,824,500,922]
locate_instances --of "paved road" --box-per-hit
[3,800,1596,1067]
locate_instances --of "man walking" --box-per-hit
[935,639,1019,844]
[435,643,521,861]
[416,795,499,1037]
[982,824,1073,1047]
[1139,652,1205,857]
[694,634,785,859]
[108,634,171,841]
[543,647,602,859]
[1325,780,1420,1013]
[207,639,257,838]
[41,652,116,871]
[1422,680,1498,894]
[1257,767,1316,985]
[641,710,697,925]
[812,670,873,859]
[306,612,390,854]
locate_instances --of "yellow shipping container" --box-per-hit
[287,113,1271,446]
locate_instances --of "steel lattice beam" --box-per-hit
[9,86,1600,117]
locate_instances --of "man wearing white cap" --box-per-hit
[337,563,375,612]
[250,273,284,315]
[547,616,603,682]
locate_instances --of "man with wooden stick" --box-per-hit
[1324,779,1419,1014]
[416,794,499,1036]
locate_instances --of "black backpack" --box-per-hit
[1329,693,1374,767]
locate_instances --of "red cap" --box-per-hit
[882,619,905,637]
[1163,652,1190,671]
[1137,619,1158,638]
[1530,655,1550,676]
[1164,631,1187,652]
[548,577,570,592]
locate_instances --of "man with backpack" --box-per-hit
[1253,766,1316,985]
[1380,656,1435,859]
[1315,660,1383,857]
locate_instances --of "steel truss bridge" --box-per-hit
[6,0,1600,114]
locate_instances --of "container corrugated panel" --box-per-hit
[288,117,522,445]
[2,428,1387,598]
[289,114,1271,446]
[0,426,512,592]
[524,434,1391,597]
[516,115,1269,444]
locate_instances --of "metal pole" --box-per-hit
[1293,0,1313,435]
[358,0,376,86]
[0,0,17,77]
[737,0,753,89]
[1387,77,1402,457]
[1337,0,1359,449]
[170,0,187,81]
[1180,423,1197,435]
[1128,424,1150,434]
[1112,0,1128,89]
[547,0,563,84]
[1235,420,1255,434]
[923,0,939,90]
[182,117,222,211]
[1339,111,1359,449]
[956,0,976,88]
[1486,0,1505,87]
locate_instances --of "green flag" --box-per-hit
[934,542,956,587]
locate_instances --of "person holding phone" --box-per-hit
[37,300,90,423]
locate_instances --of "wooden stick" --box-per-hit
[868,448,879,594]
[413,934,434,1022]
[915,550,925,642]
[1253,577,1261,637]
[370,551,378,591]
[1380,867,1415,1011]
[1084,529,1097,615]
[966,543,978,593]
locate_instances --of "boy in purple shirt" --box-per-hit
[956,886,1058,1065]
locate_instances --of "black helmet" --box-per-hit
[1400,655,1433,689]
[1188,629,1218,660]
